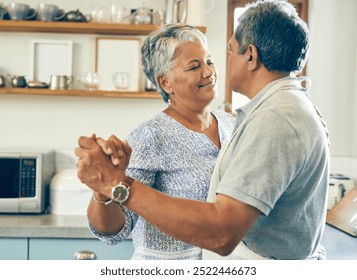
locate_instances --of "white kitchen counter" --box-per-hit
[0,214,93,239]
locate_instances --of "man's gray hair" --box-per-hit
[235,0,310,74]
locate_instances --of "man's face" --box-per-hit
[227,35,247,95]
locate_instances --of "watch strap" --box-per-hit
[122,176,134,188]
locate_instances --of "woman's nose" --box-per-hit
[202,64,215,78]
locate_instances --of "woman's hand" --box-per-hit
[96,134,132,167]
[74,134,132,197]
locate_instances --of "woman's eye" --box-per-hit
[188,65,200,71]
[207,60,214,66]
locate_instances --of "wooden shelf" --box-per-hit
[0,20,206,35]
[0,20,205,99]
[0,87,161,99]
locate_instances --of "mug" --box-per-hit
[37,4,65,22]
[7,3,37,20]
[49,75,73,90]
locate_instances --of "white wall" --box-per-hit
[308,0,357,157]
[0,0,356,181]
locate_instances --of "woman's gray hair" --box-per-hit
[235,0,310,74]
[141,24,208,103]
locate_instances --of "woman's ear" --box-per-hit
[157,75,173,94]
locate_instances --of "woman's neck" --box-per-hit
[164,105,213,132]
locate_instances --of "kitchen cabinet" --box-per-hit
[29,238,134,260]
[0,214,134,260]
[0,238,28,260]
[0,237,134,260]
[0,20,206,99]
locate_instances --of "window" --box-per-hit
[225,0,309,112]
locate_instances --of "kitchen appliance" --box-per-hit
[328,174,354,210]
[0,150,55,213]
[50,169,92,215]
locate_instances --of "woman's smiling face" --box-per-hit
[163,41,218,110]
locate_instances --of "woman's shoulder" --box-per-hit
[128,112,172,142]
[131,112,170,132]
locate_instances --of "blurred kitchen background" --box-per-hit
[0,0,356,260]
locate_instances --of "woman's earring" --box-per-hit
[168,98,172,105]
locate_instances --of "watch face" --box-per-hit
[112,185,129,203]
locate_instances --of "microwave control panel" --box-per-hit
[20,158,37,197]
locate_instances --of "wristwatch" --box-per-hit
[111,176,134,204]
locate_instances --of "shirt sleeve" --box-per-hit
[88,205,134,245]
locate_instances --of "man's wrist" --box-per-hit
[111,176,134,205]
[92,193,112,205]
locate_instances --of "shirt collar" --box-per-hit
[233,76,295,130]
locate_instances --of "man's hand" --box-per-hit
[74,134,131,196]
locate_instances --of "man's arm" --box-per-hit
[127,181,260,255]
[75,135,260,256]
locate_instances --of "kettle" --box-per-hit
[64,9,87,22]
[165,0,187,24]
[8,75,27,88]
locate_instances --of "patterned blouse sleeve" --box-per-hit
[89,124,159,244]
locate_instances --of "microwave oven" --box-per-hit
[0,150,55,213]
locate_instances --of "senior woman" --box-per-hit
[84,24,235,260]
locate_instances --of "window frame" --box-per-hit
[225,0,309,111]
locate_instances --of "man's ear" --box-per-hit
[157,75,173,94]
[246,44,260,70]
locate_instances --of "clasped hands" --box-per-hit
[74,134,132,197]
